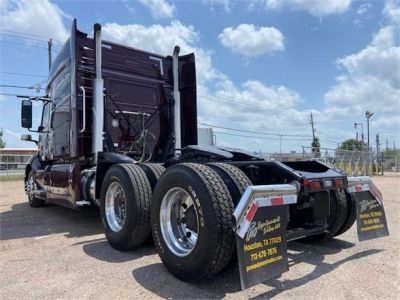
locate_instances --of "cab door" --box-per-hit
[37,102,53,161]
[49,67,71,159]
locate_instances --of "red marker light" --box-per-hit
[309,180,321,190]
[334,178,344,187]
[302,178,310,186]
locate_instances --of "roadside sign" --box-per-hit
[236,204,289,290]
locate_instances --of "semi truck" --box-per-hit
[20,20,388,287]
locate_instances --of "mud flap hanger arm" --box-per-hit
[346,176,383,204]
[233,184,299,239]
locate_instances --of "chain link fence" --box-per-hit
[301,146,400,176]
[266,147,399,176]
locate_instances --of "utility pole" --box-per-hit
[394,141,397,172]
[386,138,389,151]
[376,133,380,174]
[48,38,53,71]
[376,133,380,156]
[354,122,364,150]
[365,111,373,152]
[309,112,320,157]
[310,112,316,141]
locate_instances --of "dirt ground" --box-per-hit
[1,176,399,299]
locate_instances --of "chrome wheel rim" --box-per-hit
[26,173,34,200]
[105,182,127,232]
[160,187,199,257]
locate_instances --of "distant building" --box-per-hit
[0,148,36,174]
[198,128,214,147]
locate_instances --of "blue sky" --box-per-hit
[0,0,399,153]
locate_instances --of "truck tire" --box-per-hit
[151,163,235,281]
[138,163,166,190]
[334,190,357,237]
[100,163,152,250]
[207,163,252,206]
[26,172,45,207]
[301,189,348,242]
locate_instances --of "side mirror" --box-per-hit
[21,100,33,128]
[21,134,38,145]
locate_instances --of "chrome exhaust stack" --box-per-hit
[172,46,181,159]
[92,23,104,161]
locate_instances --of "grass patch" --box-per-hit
[0,175,25,182]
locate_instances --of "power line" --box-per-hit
[0,29,63,44]
[198,87,310,118]
[0,71,47,78]
[0,92,39,97]
[0,39,48,50]
[214,131,310,141]
[199,122,312,138]
[0,84,44,91]
[1,84,31,89]
[0,32,50,44]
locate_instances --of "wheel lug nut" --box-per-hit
[186,231,191,238]
[181,218,186,223]
[182,203,187,209]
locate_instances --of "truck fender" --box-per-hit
[95,152,135,199]
[25,154,45,180]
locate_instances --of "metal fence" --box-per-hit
[301,146,400,176]
[0,149,36,176]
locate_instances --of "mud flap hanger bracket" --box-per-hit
[346,176,383,204]
[233,184,299,239]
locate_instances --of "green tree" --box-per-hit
[339,138,363,151]
[0,128,5,148]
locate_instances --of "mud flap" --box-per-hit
[347,177,389,241]
[232,184,298,290]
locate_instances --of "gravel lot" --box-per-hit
[1,176,399,299]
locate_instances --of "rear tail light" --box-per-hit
[309,180,321,190]
[334,178,344,187]
[302,178,310,186]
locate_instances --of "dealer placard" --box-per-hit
[236,205,288,290]
[355,191,389,241]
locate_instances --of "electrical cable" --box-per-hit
[199,122,312,138]
[0,71,47,78]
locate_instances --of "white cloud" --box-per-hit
[356,3,372,15]
[265,0,352,16]
[203,0,231,13]
[0,0,69,42]
[336,27,400,88]
[324,25,400,136]
[138,0,175,19]
[383,0,400,24]
[218,24,284,57]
